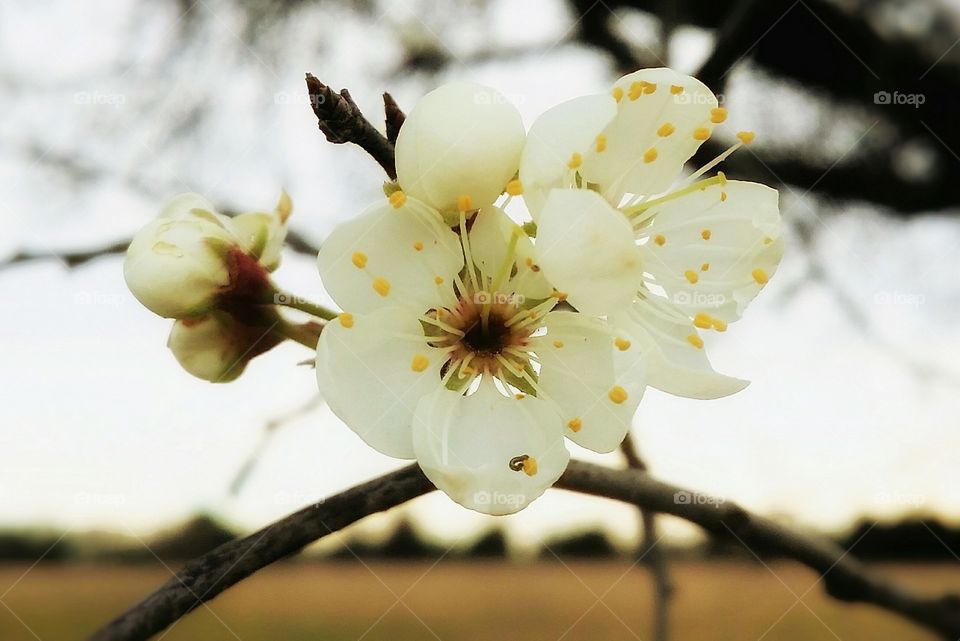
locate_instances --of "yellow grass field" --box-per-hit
[1,561,955,640]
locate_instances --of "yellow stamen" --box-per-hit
[701,262,710,272]
[595,134,607,152]
[608,386,628,404]
[643,148,658,163]
[736,130,756,145]
[654,234,666,246]
[717,171,727,185]
[710,107,728,124]
[506,179,523,196]
[351,251,368,268]
[657,122,675,137]
[522,457,538,476]
[614,337,631,351]
[642,81,657,94]
[687,334,704,349]
[567,152,582,169]
[712,319,728,332]
[434,276,444,285]
[568,418,582,432]
[389,190,407,208]
[670,84,684,95]
[515,393,526,400]
[693,312,713,329]
[553,340,564,349]
[411,354,429,372]
[628,82,643,100]
[338,313,354,328]
[720,191,728,202]
[372,277,390,296]
[701,229,712,240]
[693,127,710,141]
[413,240,424,251]
[457,195,473,212]
[684,270,699,284]
[612,86,624,102]
[752,268,769,285]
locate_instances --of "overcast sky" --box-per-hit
[2,0,959,547]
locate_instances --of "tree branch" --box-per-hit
[88,461,960,641]
[305,73,397,179]
[620,434,673,641]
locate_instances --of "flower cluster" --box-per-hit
[125,68,784,515]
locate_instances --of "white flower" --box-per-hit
[315,199,645,515]
[168,312,281,383]
[124,192,290,319]
[521,68,784,399]
[395,82,525,221]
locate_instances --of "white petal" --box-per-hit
[315,306,445,459]
[167,313,276,382]
[638,180,783,322]
[396,82,525,215]
[534,188,643,316]
[413,379,569,515]
[317,197,463,314]
[519,94,617,217]
[468,206,554,301]
[612,294,748,400]
[532,312,645,453]
[230,211,287,271]
[582,68,718,204]
[158,193,220,220]
[124,203,236,318]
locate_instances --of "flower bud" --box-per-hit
[167,312,281,383]
[124,192,289,319]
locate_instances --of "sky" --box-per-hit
[1,0,959,549]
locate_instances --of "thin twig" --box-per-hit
[88,462,960,641]
[305,73,397,179]
[621,433,673,641]
[382,92,405,145]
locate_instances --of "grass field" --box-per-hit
[0,561,955,640]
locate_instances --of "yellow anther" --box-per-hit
[628,82,643,100]
[710,107,728,124]
[351,251,368,268]
[434,276,444,285]
[411,354,429,372]
[457,195,473,212]
[595,134,607,152]
[567,152,582,169]
[736,130,756,145]
[553,290,568,301]
[413,240,424,251]
[687,334,704,349]
[506,179,523,196]
[712,318,728,332]
[701,229,712,240]
[693,312,713,329]
[693,127,710,141]
[643,148,658,163]
[527,310,538,319]
[522,457,538,476]
[643,81,657,94]
[388,190,407,208]
[372,277,390,297]
[654,234,666,246]
[462,366,475,375]
[612,86,624,102]
[701,262,710,272]
[717,171,727,185]
[763,236,774,245]
[657,122,675,137]
[608,386,628,404]
[615,337,631,351]
[553,340,564,349]
[720,191,728,202]
[670,85,684,95]
[752,268,769,285]
[567,418,582,432]
[338,313,354,328]
[684,269,699,284]
[515,393,526,400]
